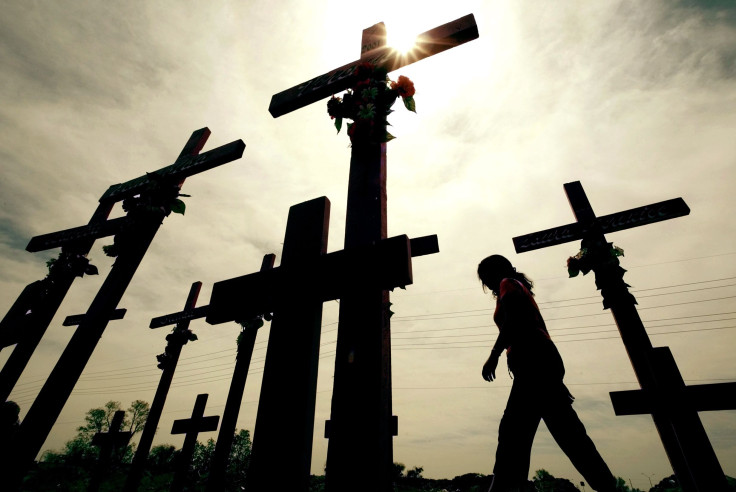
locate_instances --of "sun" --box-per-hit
[386,25,418,54]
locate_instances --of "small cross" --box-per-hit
[170,393,220,492]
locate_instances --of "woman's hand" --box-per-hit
[482,353,499,382]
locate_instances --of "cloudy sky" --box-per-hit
[1,1,735,489]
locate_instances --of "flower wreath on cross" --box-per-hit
[327,62,416,145]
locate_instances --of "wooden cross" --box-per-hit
[170,393,220,492]
[1,128,245,489]
[205,197,437,491]
[207,254,275,492]
[124,281,204,492]
[88,410,132,492]
[90,410,132,454]
[512,181,731,492]
[269,14,478,117]
[0,203,114,403]
[268,16,474,491]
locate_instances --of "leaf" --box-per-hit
[361,87,378,100]
[85,264,99,276]
[568,268,580,278]
[102,245,118,258]
[178,193,191,198]
[335,117,343,134]
[403,96,416,113]
[171,199,186,215]
[385,131,395,142]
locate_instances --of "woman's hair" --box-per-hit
[477,254,534,298]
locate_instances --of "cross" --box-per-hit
[268,17,474,489]
[1,128,245,489]
[205,197,438,491]
[512,181,732,492]
[88,410,132,492]
[170,393,220,492]
[124,281,205,492]
[0,203,114,402]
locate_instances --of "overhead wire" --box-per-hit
[8,273,734,404]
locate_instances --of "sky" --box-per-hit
[1,1,735,489]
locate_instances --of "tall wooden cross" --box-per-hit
[170,393,220,492]
[88,410,132,492]
[268,15,477,491]
[124,281,205,492]
[207,253,275,492]
[0,203,115,402]
[0,128,245,490]
[512,181,734,492]
[206,197,438,491]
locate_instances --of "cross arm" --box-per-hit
[610,382,736,416]
[91,431,132,447]
[268,14,478,117]
[26,216,130,253]
[512,198,691,253]
[171,416,220,434]
[206,234,424,325]
[99,139,246,202]
[63,309,127,326]
[149,305,209,329]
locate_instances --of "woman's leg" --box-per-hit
[490,380,541,491]
[543,394,617,492]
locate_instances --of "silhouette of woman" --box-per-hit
[478,255,617,492]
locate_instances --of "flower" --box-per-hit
[566,244,625,278]
[327,96,342,119]
[391,75,415,98]
[326,63,416,144]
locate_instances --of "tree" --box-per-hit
[533,469,581,492]
[226,429,252,486]
[392,462,406,481]
[40,399,151,466]
[407,466,424,479]
[186,429,252,489]
[614,477,644,492]
[126,399,150,435]
[148,444,178,474]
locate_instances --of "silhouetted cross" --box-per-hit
[513,181,732,492]
[170,393,220,492]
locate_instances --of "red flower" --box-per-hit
[354,62,375,79]
[391,75,415,98]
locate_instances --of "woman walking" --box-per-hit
[478,255,617,492]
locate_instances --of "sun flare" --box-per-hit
[386,26,418,54]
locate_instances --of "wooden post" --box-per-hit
[170,394,220,492]
[0,128,244,490]
[207,254,275,492]
[268,16,476,490]
[124,281,205,492]
[326,141,395,490]
[512,181,732,492]
[88,410,132,492]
